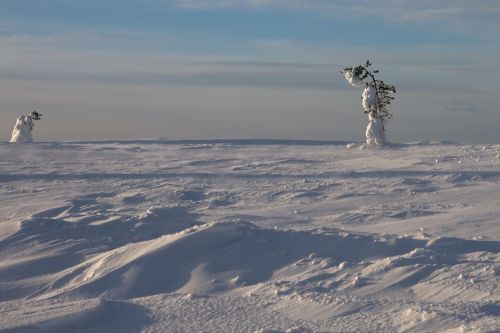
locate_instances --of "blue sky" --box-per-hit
[1,0,500,142]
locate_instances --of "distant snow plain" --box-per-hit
[0,140,499,332]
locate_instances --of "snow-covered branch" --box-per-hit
[341,60,396,121]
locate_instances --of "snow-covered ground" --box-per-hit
[0,140,499,332]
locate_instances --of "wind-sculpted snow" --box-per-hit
[0,140,499,332]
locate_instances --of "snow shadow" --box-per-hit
[0,300,152,333]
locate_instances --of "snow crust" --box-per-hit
[0,140,499,332]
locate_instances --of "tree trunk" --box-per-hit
[365,112,385,146]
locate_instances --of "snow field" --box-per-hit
[0,140,499,332]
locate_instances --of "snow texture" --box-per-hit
[9,115,35,143]
[0,140,499,332]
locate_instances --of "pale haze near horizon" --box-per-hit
[1,1,499,144]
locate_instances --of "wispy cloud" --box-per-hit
[0,34,339,89]
[1,32,497,92]
[0,29,145,49]
[446,100,493,115]
[172,0,500,23]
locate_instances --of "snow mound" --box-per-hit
[3,218,498,303]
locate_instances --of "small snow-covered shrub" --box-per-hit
[10,111,42,143]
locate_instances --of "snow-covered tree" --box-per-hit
[341,60,396,146]
[10,111,42,143]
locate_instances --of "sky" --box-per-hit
[1,0,500,143]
